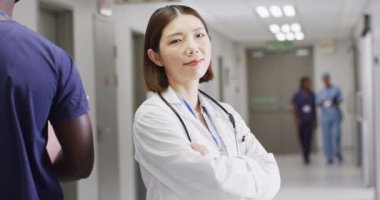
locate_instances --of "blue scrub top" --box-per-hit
[0,20,89,200]
[316,85,343,122]
[292,89,316,123]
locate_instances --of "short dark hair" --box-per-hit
[300,76,310,88]
[143,5,214,93]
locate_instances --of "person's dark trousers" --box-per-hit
[298,121,313,164]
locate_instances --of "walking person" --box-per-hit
[292,76,316,165]
[317,73,343,164]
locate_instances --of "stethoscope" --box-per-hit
[158,89,241,155]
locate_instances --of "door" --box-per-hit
[39,2,73,55]
[132,32,147,200]
[94,15,120,200]
[247,49,313,154]
[38,3,77,200]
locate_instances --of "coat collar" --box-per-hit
[160,86,183,105]
[160,86,193,120]
[160,87,223,119]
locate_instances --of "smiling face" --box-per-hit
[148,14,212,87]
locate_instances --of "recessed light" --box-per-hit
[295,32,305,40]
[276,33,286,41]
[283,5,296,17]
[296,49,310,56]
[281,24,291,33]
[100,8,113,16]
[291,23,301,32]
[256,6,270,18]
[269,6,283,18]
[269,24,281,33]
[286,33,295,41]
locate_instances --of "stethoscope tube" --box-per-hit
[158,92,191,142]
[158,89,240,155]
[198,90,236,129]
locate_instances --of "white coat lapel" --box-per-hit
[161,86,189,118]
[162,86,203,123]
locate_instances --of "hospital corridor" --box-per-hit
[3,0,380,199]
[275,152,374,200]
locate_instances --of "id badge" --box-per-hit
[323,100,332,108]
[302,105,311,113]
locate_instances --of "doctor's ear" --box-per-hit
[147,49,163,67]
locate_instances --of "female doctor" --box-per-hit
[133,5,281,200]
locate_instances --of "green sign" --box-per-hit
[266,41,294,51]
[252,96,277,105]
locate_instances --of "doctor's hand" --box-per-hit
[191,143,209,156]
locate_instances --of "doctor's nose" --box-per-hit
[185,47,199,57]
[185,39,199,56]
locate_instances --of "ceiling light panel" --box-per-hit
[254,5,303,41]
[269,24,281,33]
[295,32,305,40]
[276,33,286,41]
[269,6,283,18]
[291,23,301,32]
[283,5,296,17]
[281,24,291,33]
[256,6,270,18]
[286,33,295,41]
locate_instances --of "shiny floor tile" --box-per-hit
[274,151,375,200]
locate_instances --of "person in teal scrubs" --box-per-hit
[317,73,343,164]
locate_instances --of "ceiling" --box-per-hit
[117,0,370,46]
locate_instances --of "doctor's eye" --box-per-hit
[196,33,206,38]
[169,39,182,44]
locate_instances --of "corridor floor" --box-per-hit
[274,152,375,200]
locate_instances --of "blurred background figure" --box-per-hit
[292,76,316,165]
[317,73,343,165]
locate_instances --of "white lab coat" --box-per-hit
[133,87,280,200]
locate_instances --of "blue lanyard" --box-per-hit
[200,106,221,147]
[181,97,220,146]
[182,98,197,118]
[0,11,10,20]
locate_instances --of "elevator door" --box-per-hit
[247,49,313,154]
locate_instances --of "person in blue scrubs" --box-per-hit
[317,73,343,164]
[292,77,316,165]
[0,0,94,199]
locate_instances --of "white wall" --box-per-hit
[313,39,356,150]
[367,0,380,196]
[230,45,249,121]
[202,30,249,121]
[114,3,248,199]
[13,1,98,200]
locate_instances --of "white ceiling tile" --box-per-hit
[116,0,369,44]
